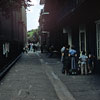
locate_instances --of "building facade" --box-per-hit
[0,1,27,70]
[39,0,100,72]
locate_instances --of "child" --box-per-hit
[79,51,88,75]
[88,54,94,74]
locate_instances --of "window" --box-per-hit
[96,23,100,59]
[80,32,85,51]
[79,25,86,53]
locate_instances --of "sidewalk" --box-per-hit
[39,52,100,100]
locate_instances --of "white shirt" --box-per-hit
[61,47,65,53]
[79,55,88,64]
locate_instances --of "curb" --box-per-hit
[0,53,22,80]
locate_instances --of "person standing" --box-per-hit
[88,54,94,74]
[69,45,77,74]
[62,45,71,75]
[33,43,36,52]
[48,45,54,58]
[79,51,88,75]
[61,45,65,62]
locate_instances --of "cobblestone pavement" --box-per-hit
[0,51,100,100]
[39,51,100,100]
[0,52,59,100]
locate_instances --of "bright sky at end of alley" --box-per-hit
[27,0,44,31]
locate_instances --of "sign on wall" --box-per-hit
[3,43,10,58]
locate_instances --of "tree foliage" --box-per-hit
[0,0,32,13]
[27,29,39,43]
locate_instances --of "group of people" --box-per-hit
[23,43,38,53]
[28,43,37,52]
[61,45,95,75]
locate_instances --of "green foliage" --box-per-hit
[27,29,39,43]
[0,0,32,15]
[27,29,38,37]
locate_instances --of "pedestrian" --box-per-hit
[88,53,94,74]
[30,43,33,51]
[23,45,28,53]
[79,51,88,75]
[48,45,54,58]
[61,45,66,62]
[33,43,36,52]
[28,43,30,51]
[92,55,96,73]
[69,45,77,74]
[25,45,28,53]
[62,45,71,75]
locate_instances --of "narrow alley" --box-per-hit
[1,0,100,100]
[0,52,100,100]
